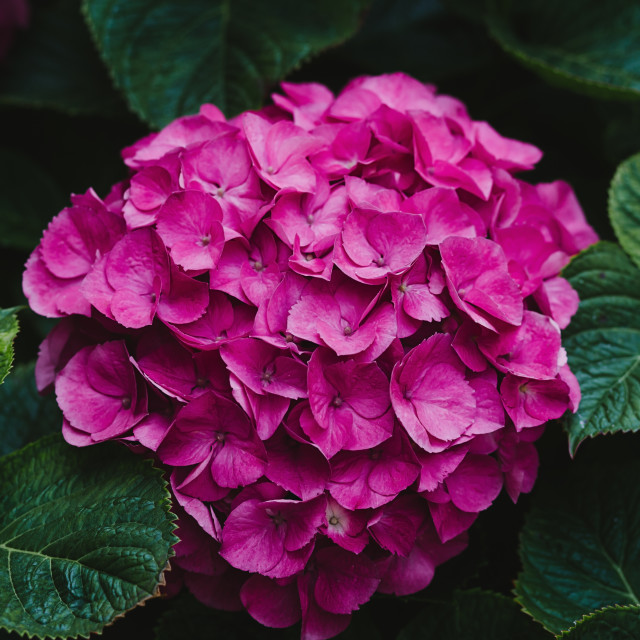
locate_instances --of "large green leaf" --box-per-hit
[515,457,640,634]
[558,606,640,639]
[396,589,549,639]
[562,242,640,454]
[82,0,369,128]
[0,363,62,457]
[0,0,126,117]
[0,307,20,385]
[0,148,66,251]
[487,0,640,100]
[609,152,640,269]
[0,434,177,638]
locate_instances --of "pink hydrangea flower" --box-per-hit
[24,72,597,639]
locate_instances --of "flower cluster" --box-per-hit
[24,73,597,639]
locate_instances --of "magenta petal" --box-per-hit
[241,575,301,628]
[533,276,579,329]
[313,546,380,615]
[445,453,503,512]
[23,248,91,318]
[473,121,542,171]
[185,565,246,612]
[499,433,539,502]
[40,192,125,279]
[324,497,369,554]
[428,500,478,543]
[157,263,209,325]
[478,310,563,380]
[390,334,475,451]
[328,429,419,510]
[308,348,393,455]
[441,236,523,330]
[298,573,351,640]
[220,497,322,578]
[157,190,225,270]
[55,341,146,442]
[158,391,266,489]
[265,427,330,500]
[501,374,571,430]
[368,495,424,557]
[222,338,307,399]
[415,445,468,492]
[379,520,467,595]
[401,188,483,244]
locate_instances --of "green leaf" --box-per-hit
[609,153,640,269]
[515,457,640,634]
[0,148,67,251]
[0,434,177,639]
[0,307,20,386]
[561,242,640,454]
[558,606,640,639]
[339,0,494,83]
[82,0,370,128]
[0,0,127,117]
[487,0,640,100]
[0,363,62,458]
[397,589,549,639]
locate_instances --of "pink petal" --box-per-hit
[445,453,503,512]
[156,190,225,270]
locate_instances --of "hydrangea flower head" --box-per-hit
[24,72,597,640]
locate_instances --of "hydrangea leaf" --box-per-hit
[487,0,640,100]
[397,589,549,639]
[515,458,640,634]
[0,0,126,117]
[82,0,370,128]
[0,434,177,639]
[609,152,640,269]
[0,363,62,457]
[557,606,640,639]
[0,307,20,386]
[561,242,640,454]
[0,148,66,252]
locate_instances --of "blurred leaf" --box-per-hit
[0,148,66,251]
[558,606,640,639]
[0,307,20,385]
[83,0,370,128]
[609,152,640,269]
[562,242,640,454]
[0,363,61,457]
[340,0,494,83]
[0,434,177,638]
[397,589,549,639]
[0,0,127,117]
[488,0,640,100]
[515,456,640,634]
[600,104,640,167]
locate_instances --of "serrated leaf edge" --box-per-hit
[0,435,179,640]
[608,152,640,270]
[486,2,640,99]
[80,0,372,128]
[555,604,640,637]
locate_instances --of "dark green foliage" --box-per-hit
[0,435,177,638]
